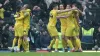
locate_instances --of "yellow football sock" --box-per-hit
[71,39,76,47]
[75,38,81,49]
[22,40,26,50]
[18,38,22,49]
[48,39,55,48]
[72,39,78,50]
[12,37,17,48]
[67,39,74,49]
[27,42,29,51]
[62,39,67,48]
[55,39,59,50]
[25,41,29,51]
[22,38,29,51]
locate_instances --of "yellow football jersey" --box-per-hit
[48,10,57,26]
[23,9,31,28]
[14,10,24,37]
[73,10,80,27]
[59,12,68,26]
[66,11,75,25]
[14,11,24,26]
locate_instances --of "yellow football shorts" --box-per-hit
[47,26,58,37]
[74,26,80,36]
[14,25,23,37]
[23,25,30,36]
[61,26,67,35]
[65,24,76,37]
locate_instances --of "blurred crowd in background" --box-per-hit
[0,0,100,50]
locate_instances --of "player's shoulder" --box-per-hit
[72,10,78,13]
[50,10,57,13]
[50,10,54,15]
[26,9,31,12]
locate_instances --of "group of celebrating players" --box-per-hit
[47,4,82,52]
[9,3,82,52]
[9,4,31,52]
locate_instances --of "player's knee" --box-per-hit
[73,36,79,40]
[23,37,27,41]
[55,36,59,39]
[15,36,19,39]
[62,35,65,39]
[65,37,68,41]
[53,36,58,39]
[71,37,75,40]
[68,37,71,40]
[62,37,65,40]
[19,36,23,39]
[76,36,79,38]
[70,37,74,40]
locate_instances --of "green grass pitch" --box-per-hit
[0,52,100,56]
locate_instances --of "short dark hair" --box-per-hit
[16,6,22,12]
[52,4,58,8]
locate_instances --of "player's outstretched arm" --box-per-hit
[57,8,77,14]
[56,13,71,19]
[57,9,72,14]
[77,9,83,15]
[56,15,67,19]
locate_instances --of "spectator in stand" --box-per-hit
[38,0,48,22]
[32,6,41,23]
[3,0,12,18]
[16,0,23,7]
[3,0,12,11]
[0,0,5,4]
[49,0,61,11]
[40,30,51,49]
[36,19,46,32]
[82,3,93,27]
